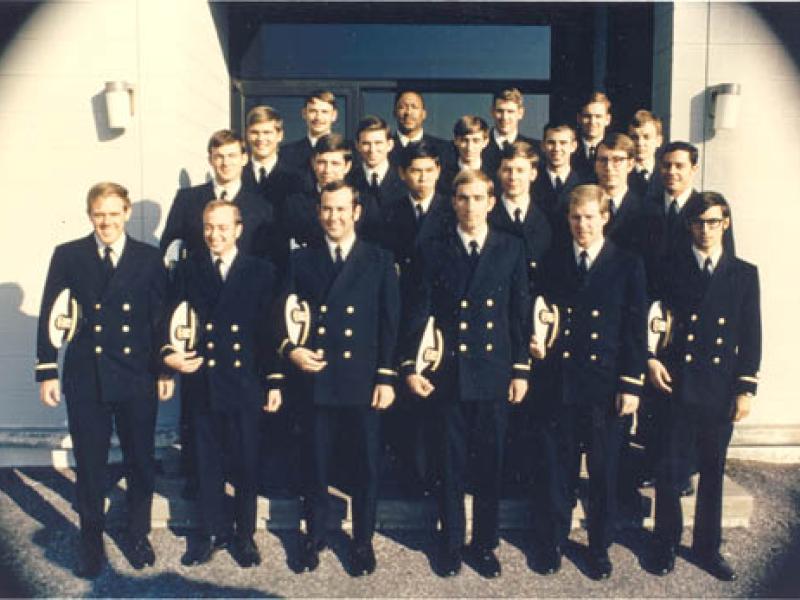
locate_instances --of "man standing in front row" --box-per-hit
[277,181,400,577]
[402,170,531,578]
[36,182,172,577]
[649,192,760,581]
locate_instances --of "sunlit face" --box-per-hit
[595,146,634,190]
[569,199,609,249]
[394,92,427,136]
[544,129,577,169]
[499,156,537,200]
[452,179,495,234]
[357,129,394,169]
[208,141,248,185]
[690,205,729,253]
[318,186,361,242]
[203,205,242,256]
[89,194,131,246]
[246,120,283,162]
[454,131,489,164]
[578,101,611,142]
[302,98,337,138]
[492,99,525,137]
[401,157,440,200]
[660,150,698,197]
[312,151,351,186]
[628,122,663,162]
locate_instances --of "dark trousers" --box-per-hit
[654,404,733,554]
[306,405,380,546]
[65,389,157,539]
[439,399,508,552]
[194,403,261,538]
[383,390,440,488]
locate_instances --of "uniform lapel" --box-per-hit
[466,229,501,299]
[325,239,369,302]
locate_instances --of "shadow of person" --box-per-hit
[130,200,162,249]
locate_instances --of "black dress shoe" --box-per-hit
[234,535,261,568]
[588,551,613,580]
[468,544,501,578]
[439,547,462,577]
[297,537,325,573]
[651,542,676,576]
[698,552,737,581]
[349,542,377,577]
[181,534,230,566]
[129,536,156,569]
[535,545,562,575]
[74,534,105,578]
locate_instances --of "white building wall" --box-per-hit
[0,0,229,428]
[656,3,800,433]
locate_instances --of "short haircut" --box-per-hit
[543,122,577,141]
[394,89,425,109]
[453,115,489,139]
[661,141,699,166]
[305,89,337,109]
[312,133,352,162]
[629,109,663,136]
[684,191,731,221]
[203,199,242,224]
[598,132,635,159]
[318,179,360,207]
[246,105,284,132]
[356,115,391,141]
[500,140,540,169]
[569,184,610,214]
[399,140,440,170]
[579,91,612,113]
[492,87,524,108]
[86,181,131,212]
[453,168,495,198]
[207,129,245,154]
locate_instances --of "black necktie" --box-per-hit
[333,245,344,275]
[414,202,424,223]
[468,240,480,271]
[370,172,379,191]
[215,257,224,283]
[102,246,114,288]
[578,250,589,283]
[588,146,596,161]
[554,176,564,195]
[641,169,650,182]
[667,198,679,232]
[703,257,713,280]
[219,189,228,201]
[259,166,267,186]
[514,207,523,225]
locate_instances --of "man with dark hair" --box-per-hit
[350,115,406,209]
[440,115,492,192]
[36,182,171,577]
[388,90,454,169]
[278,180,400,577]
[281,90,339,176]
[649,192,760,582]
[572,91,613,180]
[482,88,540,177]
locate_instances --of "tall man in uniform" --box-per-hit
[162,201,281,569]
[389,90,454,170]
[482,87,540,176]
[649,193,760,581]
[281,90,339,187]
[278,180,400,576]
[572,91,613,181]
[36,182,171,577]
[627,109,664,199]
[350,115,406,210]
[440,115,492,192]
[529,184,647,580]
[402,170,531,578]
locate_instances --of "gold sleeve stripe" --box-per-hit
[35,363,58,371]
[277,338,290,355]
[377,368,398,377]
[513,363,531,371]
[267,373,285,380]
[620,374,645,386]
[738,375,759,383]
[401,359,416,368]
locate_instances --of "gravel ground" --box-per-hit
[0,460,797,598]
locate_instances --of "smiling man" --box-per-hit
[388,90,454,170]
[482,88,540,176]
[35,182,171,577]
[573,91,613,180]
[281,90,340,180]
[350,115,406,208]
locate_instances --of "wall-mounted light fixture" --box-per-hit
[709,83,741,131]
[104,81,135,129]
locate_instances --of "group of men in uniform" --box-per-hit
[35,87,760,583]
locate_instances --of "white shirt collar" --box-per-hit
[326,232,357,262]
[692,245,723,272]
[94,233,127,266]
[398,130,424,147]
[457,224,489,254]
[663,187,694,214]
[502,194,530,221]
[573,237,605,268]
[210,247,238,281]
[214,179,242,201]
[636,158,655,175]
[252,154,278,179]
[493,128,518,148]
[582,137,598,158]
[308,133,323,148]
[408,192,435,214]
[458,158,482,172]
[363,161,390,185]
[547,167,571,186]
[605,187,628,213]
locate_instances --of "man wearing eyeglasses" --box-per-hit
[648,192,760,582]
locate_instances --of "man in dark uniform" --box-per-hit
[627,110,664,199]
[162,200,282,568]
[529,184,647,580]
[280,90,339,188]
[36,182,170,577]
[440,115,493,193]
[388,90,454,170]
[350,115,406,211]
[649,192,760,581]
[572,91,613,181]
[482,88,540,177]
[402,170,531,579]
[278,180,400,577]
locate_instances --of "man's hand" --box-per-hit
[647,358,673,394]
[733,393,752,422]
[616,392,640,416]
[39,379,61,407]
[406,373,435,398]
[371,384,395,410]
[529,335,546,360]
[264,389,282,413]
[508,378,528,404]
[157,376,175,401]
[289,348,327,373]
[164,350,204,374]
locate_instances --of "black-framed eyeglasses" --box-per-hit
[690,217,725,230]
